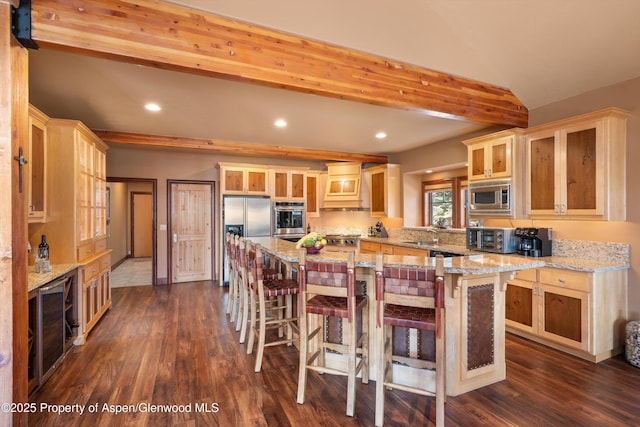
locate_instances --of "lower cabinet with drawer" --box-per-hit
[359,241,423,255]
[506,267,627,362]
[75,251,112,345]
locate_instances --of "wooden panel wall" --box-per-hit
[2,1,30,425]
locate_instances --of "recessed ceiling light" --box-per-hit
[274,119,287,128]
[426,169,433,173]
[145,103,161,112]
[375,132,387,139]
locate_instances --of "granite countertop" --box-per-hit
[533,256,629,273]
[250,237,545,275]
[28,264,79,293]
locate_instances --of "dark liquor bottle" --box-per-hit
[38,234,49,260]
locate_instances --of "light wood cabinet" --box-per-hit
[390,245,430,257]
[41,119,111,344]
[272,169,307,201]
[359,241,382,254]
[464,130,524,181]
[365,164,400,217]
[506,266,627,362]
[358,241,398,255]
[219,163,270,195]
[27,105,48,223]
[81,252,112,337]
[525,108,629,220]
[359,241,435,256]
[305,171,323,217]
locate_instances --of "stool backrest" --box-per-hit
[225,232,232,259]
[375,253,445,334]
[298,249,357,321]
[248,243,267,287]
[236,237,248,286]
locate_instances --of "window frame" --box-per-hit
[422,176,466,228]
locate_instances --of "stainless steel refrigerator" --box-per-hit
[222,195,271,284]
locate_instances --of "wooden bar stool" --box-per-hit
[374,253,446,427]
[297,249,369,417]
[246,243,299,372]
[238,240,282,344]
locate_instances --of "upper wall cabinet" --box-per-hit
[305,171,325,217]
[272,169,307,201]
[44,119,110,262]
[28,105,49,223]
[365,164,400,217]
[464,129,524,182]
[525,108,629,220]
[219,163,270,195]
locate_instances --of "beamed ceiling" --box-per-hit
[27,0,640,162]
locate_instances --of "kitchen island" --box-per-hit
[250,237,545,396]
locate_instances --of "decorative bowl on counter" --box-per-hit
[306,245,324,254]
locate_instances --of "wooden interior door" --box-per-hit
[170,182,212,283]
[131,192,152,257]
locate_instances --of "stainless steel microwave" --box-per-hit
[468,179,512,216]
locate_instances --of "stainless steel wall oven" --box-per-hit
[273,201,305,237]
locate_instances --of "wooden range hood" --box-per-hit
[322,162,369,211]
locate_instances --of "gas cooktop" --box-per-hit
[324,234,361,246]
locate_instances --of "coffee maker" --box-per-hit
[515,228,552,257]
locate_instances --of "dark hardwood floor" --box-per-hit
[29,282,640,426]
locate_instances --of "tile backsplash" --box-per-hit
[313,225,630,265]
[552,239,630,264]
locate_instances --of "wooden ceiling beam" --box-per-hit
[30,0,528,129]
[93,130,389,164]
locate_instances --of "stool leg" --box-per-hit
[297,310,308,405]
[239,284,250,343]
[361,303,369,384]
[226,276,233,315]
[230,270,239,323]
[247,285,257,355]
[375,324,392,426]
[235,279,244,332]
[435,327,445,427]
[254,286,267,372]
[346,316,357,417]
[285,294,294,345]
[318,315,326,369]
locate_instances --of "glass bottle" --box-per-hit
[38,234,49,260]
